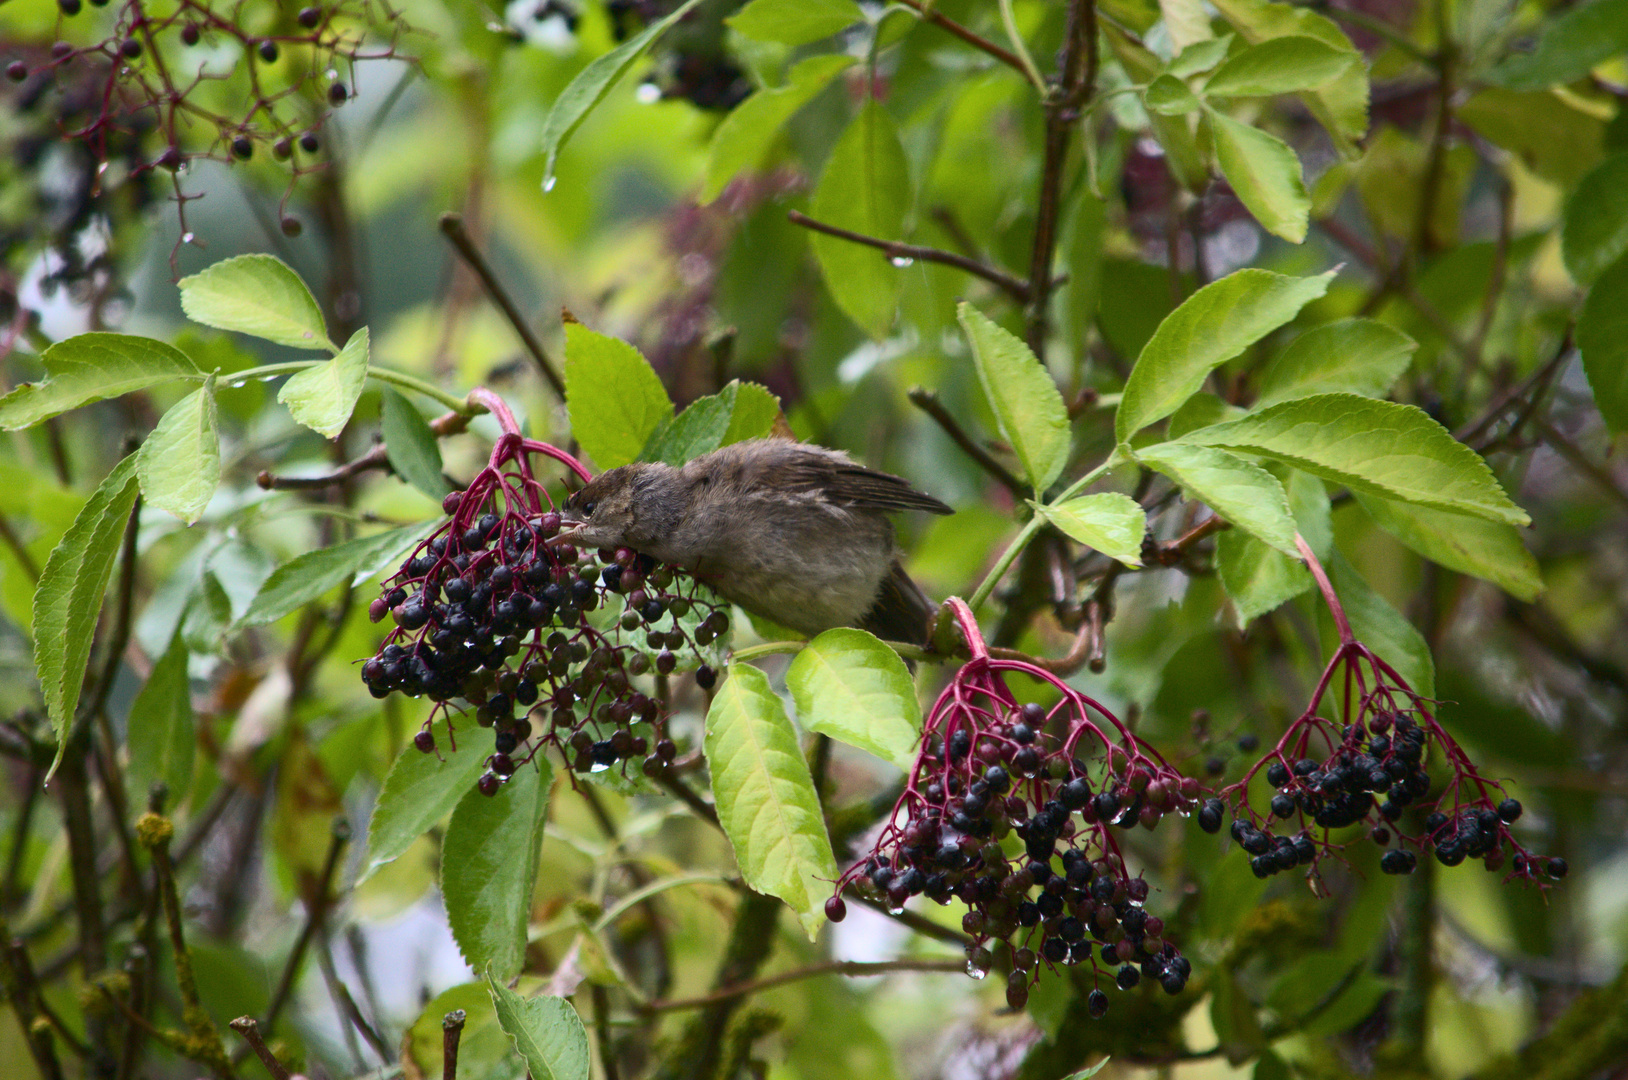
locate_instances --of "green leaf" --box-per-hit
[703,55,856,203]
[1161,0,1215,50]
[237,522,434,629]
[486,975,590,1080]
[0,334,201,431]
[1457,88,1604,188]
[178,254,334,351]
[641,380,780,465]
[1060,1059,1111,1080]
[277,328,369,439]
[786,628,921,771]
[704,663,839,939]
[809,102,912,339]
[958,304,1071,492]
[1217,527,1312,626]
[1145,74,1202,115]
[1177,393,1531,525]
[1168,36,1234,77]
[37,454,141,779]
[381,385,450,497]
[1255,318,1416,409]
[137,375,220,525]
[1117,269,1332,443]
[1208,0,1368,154]
[442,758,553,980]
[1579,254,1628,434]
[727,0,864,45]
[1563,153,1628,286]
[126,631,195,811]
[539,0,706,186]
[1136,442,1299,554]
[1354,492,1543,601]
[1210,110,1311,242]
[1202,36,1356,97]
[1326,547,1433,698]
[1486,0,1628,90]
[564,322,673,470]
[1033,493,1147,568]
[363,719,491,881]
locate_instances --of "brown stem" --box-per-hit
[1457,330,1571,449]
[894,0,1029,73]
[642,958,966,1014]
[227,1018,290,1080]
[907,388,1027,496]
[439,212,567,399]
[787,211,1032,303]
[258,409,472,490]
[442,1009,467,1080]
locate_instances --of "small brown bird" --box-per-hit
[558,439,953,643]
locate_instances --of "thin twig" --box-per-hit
[907,388,1026,495]
[787,211,1032,303]
[439,212,567,399]
[894,0,1028,73]
[260,818,351,1037]
[1534,418,1628,516]
[258,409,471,490]
[228,1018,290,1080]
[641,958,966,1013]
[443,1010,467,1080]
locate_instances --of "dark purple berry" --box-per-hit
[6,61,27,82]
[300,132,320,153]
[329,81,349,105]
[1497,798,1522,823]
[59,0,82,15]
[414,730,436,753]
[696,665,717,690]
[232,136,254,160]
[298,5,322,28]
[825,896,846,922]
[120,38,142,58]
[1087,989,1109,1018]
[259,40,279,62]
[477,773,501,796]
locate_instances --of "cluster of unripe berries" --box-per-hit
[829,687,1197,1014]
[364,477,726,795]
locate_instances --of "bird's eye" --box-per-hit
[581,500,596,516]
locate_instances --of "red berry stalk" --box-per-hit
[362,389,730,794]
[1214,536,1565,889]
[830,598,1199,1014]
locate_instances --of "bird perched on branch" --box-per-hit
[559,439,952,643]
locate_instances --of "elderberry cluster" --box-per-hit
[362,439,728,795]
[830,633,1202,1014]
[1219,642,1562,888]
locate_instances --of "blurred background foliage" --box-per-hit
[0,0,1626,1078]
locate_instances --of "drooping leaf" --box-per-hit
[137,375,220,525]
[0,334,201,431]
[1116,269,1332,443]
[809,102,912,338]
[380,385,450,497]
[1486,0,1628,90]
[178,254,334,351]
[126,631,195,810]
[1034,493,1147,568]
[704,55,856,203]
[1217,528,1312,626]
[564,322,673,470]
[1177,393,1530,525]
[1254,318,1416,408]
[787,629,921,771]
[1136,442,1299,554]
[1202,36,1356,98]
[704,663,839,939]
[277,328,369,439]
[641,380,780,465]
[1579,254,1628,434]
[37,454,141,779]
[442,759,553,979]
[363,719,491,881]
[727,0,865,46]
[958,304,1071,492]
[1207,0,1368,154]
[1564,153,1628,287]
[486,974,590,1080]
[1209,110,1311,242]
[237,522,435,629]
[539,0,706,186]
[1354,492,1543,601]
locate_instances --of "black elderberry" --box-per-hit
[1266,761,1290,788]
[1293,758,1318,777]
[1013,746,1041,775]
[984,765,1011,794]
[1497,798,1522,822]
[477,773,502,796]
[1010,722,1036,745]
[414,730,436,753]
[1059,777,1092,809]
[1546,858,1568,879]
[696,665,717,690]
[1198,798,1224,834]
[1381,849,1416,875]
[1092,791,1120,822]
[1270,793,1296,819]
[1087,989,1109,1018]
[1042,938,1069,963]
[1241,829,1271,856]
[1116,965,1140,989]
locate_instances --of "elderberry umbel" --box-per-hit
[362,392,731,795]
[1213,539,1562,890]
[830,600,1200,1013]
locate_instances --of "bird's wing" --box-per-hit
[782,460,954,515]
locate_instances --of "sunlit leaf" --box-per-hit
[787,629,920,771]
[178,254,334,351]
[0,334,201,431]
[137,376,220,524]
